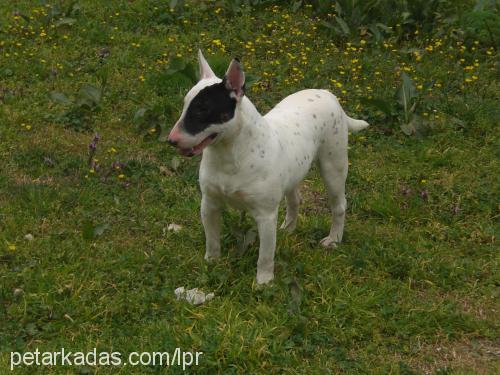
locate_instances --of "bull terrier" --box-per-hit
[168,50,368,284]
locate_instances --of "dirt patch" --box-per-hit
[414,288,499,323]
[300,179,329,215]
[409,338,499,374]
[12,174,56,186]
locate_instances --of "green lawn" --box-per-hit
[0,1,498,373]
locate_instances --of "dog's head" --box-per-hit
[167,50,245,157]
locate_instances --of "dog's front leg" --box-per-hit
[201,194,222,260]
[254,209,278,284]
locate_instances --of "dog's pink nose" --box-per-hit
[168,123,182,147]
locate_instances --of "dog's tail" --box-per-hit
[345,115,369,133]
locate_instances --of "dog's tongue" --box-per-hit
[179,148,195,157]
[192,135,216,154]
[179,134,216,157]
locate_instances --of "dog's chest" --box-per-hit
[201,173,258,210]
[200,156,281,211]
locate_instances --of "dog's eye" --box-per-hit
[220,113,231,122]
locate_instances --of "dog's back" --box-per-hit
[261,89,349,185]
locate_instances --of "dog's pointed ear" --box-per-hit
[224,58,245,100]
[198,49,216,80]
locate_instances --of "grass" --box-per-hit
[0,0,498,373]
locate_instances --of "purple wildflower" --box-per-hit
[87,134,100,167]
[89,159,100,171]
[111,160,124,170]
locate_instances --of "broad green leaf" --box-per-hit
[399,47,422,54]
[335,16,350,35]
[163,58,197,85]
[133,107,147,123]
[169,0,184,9]
[289,279,302,305]
[77,84,101,108]
[18,13,31,23]
[66,0,81,16]
[82,221,108,240]
[401,114,429,136]
[400,122,415,136]
[79,84,101,103]
[335,1,343,16]
[360,97,393,116]
[55,17,76,27]
[319,20,335,30]
[375,23,392,33]
[245,73,260,88]
[291,0,302,13]
[368,24,382,42]
[287,278,303,314]
[158,122,170,142]
[396,72,416,122]
[181,62,198,84]
[46,5,62,21]
[170,156,181,171]
[164,57,186,76]
[316,0,330,13]
[49,91,71,105]
[401,11,411,21]
[474,0,496,11]
[93,223,109,237]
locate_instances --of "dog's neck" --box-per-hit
[202,96,270,172]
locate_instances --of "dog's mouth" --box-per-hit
[179,133,218,157]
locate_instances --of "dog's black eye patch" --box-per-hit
[183,80,236,135]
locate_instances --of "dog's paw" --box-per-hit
[280,218,297,233]
[204,252,221,262]
[254,280,274,290]
[319,236,339,248]
[256,270,274,285]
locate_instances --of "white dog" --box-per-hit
[168,50,368,284]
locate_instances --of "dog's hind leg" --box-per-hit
[318,146,348,248]
[280,186,301,233]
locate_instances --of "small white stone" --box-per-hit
[24,234,34,241]
[167,223,183,232]
[185,288,206,305]
[174,287,215,305]
[174,286,185,299]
